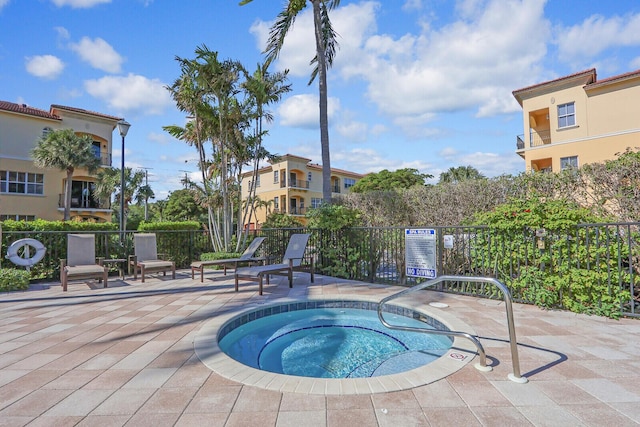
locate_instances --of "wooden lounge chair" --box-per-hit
[128,233,175,283]
[60,234,108,291]
[234,233,314,295]
[190,237,267,282]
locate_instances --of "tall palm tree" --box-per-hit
[239,62,291,244]
[240,0,341,204]
[31,128,101,221]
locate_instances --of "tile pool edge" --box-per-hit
[194,295,479,395]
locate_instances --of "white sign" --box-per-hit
[405,228,437,278]
[443,234,454,249]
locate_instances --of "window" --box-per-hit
[311,197,322,209]
[344,178,356,189]
[557,102,575,128]
[273,196,279,210]
[0,214,36,221]
[273,170,279,183]
[255,175,260,187]
[92,141,101,160]
[307,172,312,182]
[0,170,44,195]
[560,156,578,170]
[42,127,52,138]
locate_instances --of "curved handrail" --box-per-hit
[378,275,528,383]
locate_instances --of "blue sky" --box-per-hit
[2,0,640,199]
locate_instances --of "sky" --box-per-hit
[2,0,640,200]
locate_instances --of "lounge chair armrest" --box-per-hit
[97,257,104,266]
[60,258,67,270]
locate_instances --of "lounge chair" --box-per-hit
[234,233,314,295]
[60,234,108,291]
[190,237,267,282]
[128,233,175,283]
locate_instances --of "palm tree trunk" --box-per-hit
[313,0,332,204]
[64,168,74,221]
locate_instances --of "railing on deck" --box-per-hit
[2,223,638,317]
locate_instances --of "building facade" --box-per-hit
[241,154,364,229]
[0,101,121,222]
[512,68,640,173]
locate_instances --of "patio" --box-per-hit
[0,269,638,426]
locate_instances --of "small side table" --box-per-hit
[100,258,127,278]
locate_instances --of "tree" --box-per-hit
[439,165,485,184]
[31,128,101,221]
[350,168,432,193]
[93,167,146,231]
[164,189,208,222]
[240,0,341,204]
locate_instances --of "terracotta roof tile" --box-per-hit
[50,104,122,121]
[0,100,61,120]
[512,68,597,96]
[585,68,640,89]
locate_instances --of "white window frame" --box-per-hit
[557,102,575,128]
[560,156,578,170]
[344,178,356,189]
[273,170,279,183]
[0,170,44,195]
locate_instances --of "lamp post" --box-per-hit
[117,119,131,243]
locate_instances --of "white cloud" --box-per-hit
[0,0,9,11]
[256,0,549,139]
[148,131,170,145]
[25,55,65,79]
[70,37,123,73]
[556,13,640,65]
[51,0,110,8]
[278,94,340,128]
[84,73,172,115]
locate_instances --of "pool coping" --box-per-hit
[194,294,479,395]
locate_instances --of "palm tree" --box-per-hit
[31,128,101,220]
[439,166,486,184]
[240,0,341,204]
[94,167,145,231]
[239,62,291,245]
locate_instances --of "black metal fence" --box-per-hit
[2,223,638,317]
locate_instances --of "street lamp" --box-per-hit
[117,119,131,243]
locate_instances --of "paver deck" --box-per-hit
[0,269,638,426]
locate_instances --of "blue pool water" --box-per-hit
[218,307,452,378]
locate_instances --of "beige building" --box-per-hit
[241,154,364,228]
[0,101,122,222]
[513,68,640,172]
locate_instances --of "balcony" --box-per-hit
[516,130,551,149]
[289,179,309,190]
[289,207,306,215]
[332,185,341,193]
[58,193,110,210]
[99,153,111,166]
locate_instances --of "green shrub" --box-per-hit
[197,252,241,270]
[137,221,201,231]
[0,268,31,292]
[471,197,630,318]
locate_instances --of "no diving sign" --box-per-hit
[448,352,468,361]
[405,228,437,279]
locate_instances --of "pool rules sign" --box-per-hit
[405,229,437,279]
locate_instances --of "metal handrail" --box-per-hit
[378,275,528,383]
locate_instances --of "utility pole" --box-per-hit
[178,170,190,189]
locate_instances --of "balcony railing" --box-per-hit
[516,130,551,149]
[99,153,111,166]
[332,185,341,193]
[58,194,111,210]
[289,179,309,189]
[290,207,306,215]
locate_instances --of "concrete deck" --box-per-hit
[0,269,639,426]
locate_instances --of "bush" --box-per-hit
[137,221,201,231]
[198,251,241,270]
[471,197,630,318]
[0,268,31,292]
